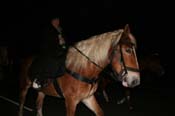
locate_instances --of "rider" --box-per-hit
[29,16,68,89]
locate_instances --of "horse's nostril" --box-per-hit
[132,80,137,85]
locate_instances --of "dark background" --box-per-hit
[0,1,175,116]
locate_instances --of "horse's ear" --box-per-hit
[124,24,130,34]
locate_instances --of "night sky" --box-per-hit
[1,1,173,60]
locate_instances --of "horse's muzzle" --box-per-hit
[122,73,140,88]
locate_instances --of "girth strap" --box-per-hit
[53,79,64,98]
[66,69,98,84]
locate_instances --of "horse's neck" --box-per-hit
[66,46,110,78]
[67,42,110,66]
[66,30,123,78]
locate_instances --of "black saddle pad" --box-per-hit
[29,54,66,81]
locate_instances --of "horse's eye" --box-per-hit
[125,48,132,54]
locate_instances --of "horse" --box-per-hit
[18,24,140,116]
[97,52,165,110]
[139,52,165,84]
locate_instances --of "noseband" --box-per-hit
[110,44,140,82]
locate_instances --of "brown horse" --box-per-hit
[18,24,140,116]
[139,52,165,82]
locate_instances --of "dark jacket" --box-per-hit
[39,24,67,58]
[29,24,67,79]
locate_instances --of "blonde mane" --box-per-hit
[66,29,124,72]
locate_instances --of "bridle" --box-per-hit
[110,42,140,82]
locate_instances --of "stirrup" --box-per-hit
[32,79,41,89]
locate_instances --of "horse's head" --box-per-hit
[139,52,165,79]
[110,24,140,88]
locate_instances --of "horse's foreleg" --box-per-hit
[102,90,109,102]
[126,95,133,110]
[125,89,134,110]
[117,97,126,104]
[82,95,104,116]
[65,97,79,116]
[36,92,45,116]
